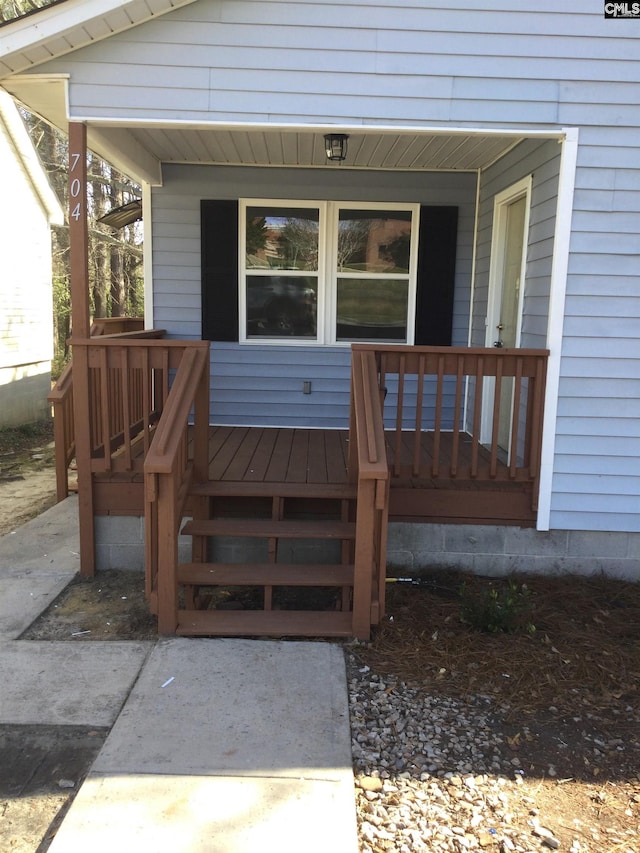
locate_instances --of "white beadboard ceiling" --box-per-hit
[129,125,524,172]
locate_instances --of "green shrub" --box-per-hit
[460,577,535,634]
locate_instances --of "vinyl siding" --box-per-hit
[26,0,640,532]
[0,118,53,370]
[472,139,561,350]
[0,108,54,426]
[152,164,477,426]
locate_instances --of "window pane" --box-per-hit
[336,278,408,341]
[246,207,319,271]
[246,275,318,338]
[337,210,412,274]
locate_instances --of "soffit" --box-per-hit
[121,125,526,174]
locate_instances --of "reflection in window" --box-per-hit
[246,275,318,339]
[337,210,411,274]
[246,207,319,271]
[336,278,408,341]
[240,201,417,344]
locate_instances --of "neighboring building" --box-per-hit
[0,1,638,593]
[0,91,62,428]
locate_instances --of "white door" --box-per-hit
[484,177,531,453]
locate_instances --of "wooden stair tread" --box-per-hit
[176,609,354,638]
[190,481,356,499]
[182,518,356,539]
[178,562,354,586]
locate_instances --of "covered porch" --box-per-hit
[47,120,556,642]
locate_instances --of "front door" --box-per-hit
[485,177,531,454]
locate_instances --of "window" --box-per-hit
[239,200,419,345]
[201,200,458,348]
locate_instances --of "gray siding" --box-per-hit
[472,139,560,350]
[31,0,640,532]
[152,164,477,426]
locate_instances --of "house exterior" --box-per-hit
[0,90,62,428]
[0,0,638,605]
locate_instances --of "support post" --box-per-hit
[68,122,95,575]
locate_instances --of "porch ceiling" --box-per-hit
[125,125,526,173]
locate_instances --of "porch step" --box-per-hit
[176,609,354,638]
[190,481,357,500]
[178,562,354,587]
[181,518,356,540]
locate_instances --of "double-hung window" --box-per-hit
[240,200,419,345]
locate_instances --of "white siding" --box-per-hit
[0,112,54,426]
[27,0,640,532]
[152,164,477,426]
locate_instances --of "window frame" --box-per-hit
[239,199,419,346]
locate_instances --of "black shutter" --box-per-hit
[201,200,239,341]
[414,206,458,346]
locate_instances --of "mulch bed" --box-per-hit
[354,571,640,723]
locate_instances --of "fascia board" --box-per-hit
[0,0,197,76]
[0,89,63,224]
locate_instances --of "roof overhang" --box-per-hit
[0,89,63,224]
[0,0,198,77]
[0,74,569,187]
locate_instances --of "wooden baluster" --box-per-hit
[470,357,483,479]
[99,347,111,471]
[432,354,444,478]
[509,357,524,479]
[489,356,503,479]
[450,355,464,478]
[121,347,132,470]
[394,354,405,478]
[142,348,151,456]
[412,354,425,477]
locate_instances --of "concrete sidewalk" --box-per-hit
[0,498,358,852]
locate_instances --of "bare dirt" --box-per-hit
[1,423,639,851]
[0,421,58,538]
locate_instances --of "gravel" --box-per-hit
[346,652,638,853]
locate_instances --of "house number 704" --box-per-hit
[69,151,83,221]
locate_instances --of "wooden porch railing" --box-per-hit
[48,362,75,502]
[142,342,210,632]
[48,317,146,500]
[354,344,549,510]
[348,347,390,635]
[69,333,217,574]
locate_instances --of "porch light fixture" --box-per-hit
[324,133,349,162]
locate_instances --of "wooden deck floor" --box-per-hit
[93,426,536,524]
[207,426,350,486]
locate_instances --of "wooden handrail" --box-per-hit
[351,349,388,479]
[145,344,209,473]
[348,347,390,639]
[143,340,210,633]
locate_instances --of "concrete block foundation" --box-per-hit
[94,516,640,582]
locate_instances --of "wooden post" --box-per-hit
[68,122,95,575]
